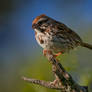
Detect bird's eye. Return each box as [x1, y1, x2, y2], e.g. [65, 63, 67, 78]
[38, 21, 44, 24]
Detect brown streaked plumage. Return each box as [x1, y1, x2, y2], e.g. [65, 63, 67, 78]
[32, 14, 92, 57]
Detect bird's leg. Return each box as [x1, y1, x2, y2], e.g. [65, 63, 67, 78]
[43, 49, 53, 56]
[43, 49, 61, 63]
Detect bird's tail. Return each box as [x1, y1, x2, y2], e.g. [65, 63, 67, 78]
[81, 42, 92, 50]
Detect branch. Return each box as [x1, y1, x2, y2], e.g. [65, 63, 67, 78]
[22, 76, 65, 90]
[22, 52, 88, 92]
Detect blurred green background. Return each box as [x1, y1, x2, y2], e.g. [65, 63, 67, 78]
[0, 0, 92, 92]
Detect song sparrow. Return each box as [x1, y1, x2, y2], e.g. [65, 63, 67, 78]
[32, 14, 92, 57]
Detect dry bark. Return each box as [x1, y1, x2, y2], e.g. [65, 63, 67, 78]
[22, 52, 88, 92]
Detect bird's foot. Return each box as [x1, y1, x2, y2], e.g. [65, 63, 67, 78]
[53, 52, 62, 58]
[43, 50, 62, 58]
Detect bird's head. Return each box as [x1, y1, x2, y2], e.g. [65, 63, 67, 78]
[32, 14, 49, 33]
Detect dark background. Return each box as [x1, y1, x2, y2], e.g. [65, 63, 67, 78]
[0, 0, 92, 92]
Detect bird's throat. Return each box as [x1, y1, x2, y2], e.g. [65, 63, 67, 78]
[34, 29, 43, 33]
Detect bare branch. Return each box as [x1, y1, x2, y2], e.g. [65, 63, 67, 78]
[22, 52, 88, 92]
[22, 76, 65, 90]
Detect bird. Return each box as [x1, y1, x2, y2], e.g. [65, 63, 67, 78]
[32, 14, 92, 57]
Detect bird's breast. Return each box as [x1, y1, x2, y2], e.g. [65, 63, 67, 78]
[35, 31, 46, 48]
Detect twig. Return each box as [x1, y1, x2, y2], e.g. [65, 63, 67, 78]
[22, 76, 65, 90]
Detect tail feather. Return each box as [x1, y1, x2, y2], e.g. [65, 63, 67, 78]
[81, 42, 92, 50]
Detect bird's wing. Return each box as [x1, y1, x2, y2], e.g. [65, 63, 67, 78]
[54, 22, 82, 44]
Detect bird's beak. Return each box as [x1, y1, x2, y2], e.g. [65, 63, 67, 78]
[32, 23, 37, 29]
